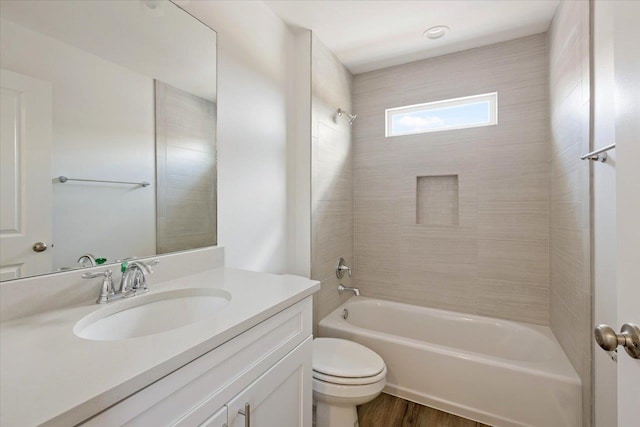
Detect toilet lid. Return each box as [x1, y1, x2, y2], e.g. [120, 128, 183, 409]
[313, 338, 385, 378]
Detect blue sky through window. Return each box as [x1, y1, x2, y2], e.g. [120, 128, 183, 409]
[391, 101, 491, 135]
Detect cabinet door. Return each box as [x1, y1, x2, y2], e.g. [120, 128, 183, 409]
[226, 337, 312, 427]
[199, 406, 227, 427]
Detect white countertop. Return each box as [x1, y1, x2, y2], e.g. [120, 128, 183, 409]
[0, 268, 319, 427]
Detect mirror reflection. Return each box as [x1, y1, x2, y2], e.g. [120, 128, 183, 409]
[0, 0, 217, 281]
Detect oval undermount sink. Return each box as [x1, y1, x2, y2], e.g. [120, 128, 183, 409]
[74, 288, 231, 341]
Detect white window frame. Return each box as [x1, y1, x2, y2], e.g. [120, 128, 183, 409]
[385, 92, 498, 137]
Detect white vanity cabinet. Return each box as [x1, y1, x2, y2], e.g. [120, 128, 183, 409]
[80, 297, 313, 427]
[199, 407, 227, 427]
[226, 336, 311, 427]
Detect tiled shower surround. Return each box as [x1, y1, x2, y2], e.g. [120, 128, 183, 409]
[352, 34, 551, 325]
[416, 175, 460, 226]
[548, 1, 592, 424]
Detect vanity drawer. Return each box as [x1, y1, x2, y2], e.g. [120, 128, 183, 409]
[81, 296, 312, 426]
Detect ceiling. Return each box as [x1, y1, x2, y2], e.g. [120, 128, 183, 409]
[265, 0, 560, 74]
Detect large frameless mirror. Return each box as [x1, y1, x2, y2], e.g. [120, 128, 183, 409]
[0, 0, 217, 281]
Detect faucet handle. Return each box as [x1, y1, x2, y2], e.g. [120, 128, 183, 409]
[82, 269, 114, 304]
[81, 269, 111, 279]
[141, 258, 160, 271]
[336, 257, 352, 279]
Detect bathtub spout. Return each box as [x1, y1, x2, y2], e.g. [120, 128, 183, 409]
[338, 284, 360, 296]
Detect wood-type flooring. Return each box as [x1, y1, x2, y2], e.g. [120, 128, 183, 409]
[358, 393, 492, 427]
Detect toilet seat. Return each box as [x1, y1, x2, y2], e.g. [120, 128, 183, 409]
[313, 338, 385, 378]
[313, 364, 387, 385]
[313, 375, 386, 400]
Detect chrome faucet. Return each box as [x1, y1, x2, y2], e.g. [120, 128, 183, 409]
[82, 259, 159, 304]
[77, 253, 97, 267]
[118, 260, 158, 294]
[338, 284, 360, 297]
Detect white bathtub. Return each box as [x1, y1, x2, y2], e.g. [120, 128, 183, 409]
[318, 297, 581, 427]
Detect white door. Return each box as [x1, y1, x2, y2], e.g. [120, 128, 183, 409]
[592, 1, 618, 425]
[612, 2, 640, 426]
[0, 69, 52, 280]
[226, 338, 312, 427]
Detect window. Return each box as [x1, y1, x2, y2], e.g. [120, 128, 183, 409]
[385, 92, 498, 137]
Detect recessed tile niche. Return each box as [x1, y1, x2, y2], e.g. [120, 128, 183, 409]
[416, 175, 459, 226]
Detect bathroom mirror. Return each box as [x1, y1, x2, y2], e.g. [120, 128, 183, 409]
[0, 0, 217, 281]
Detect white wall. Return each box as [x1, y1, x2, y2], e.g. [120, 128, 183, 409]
[176, 1, 296, 274]
[287, 29, 312, 278]
[0, 18, 155, 270]
[310, 34, 354, 333]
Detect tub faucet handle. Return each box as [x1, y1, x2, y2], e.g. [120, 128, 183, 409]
[336, 257, 352, 279]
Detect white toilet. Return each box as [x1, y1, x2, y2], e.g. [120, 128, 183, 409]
[312, 338, 386, 427]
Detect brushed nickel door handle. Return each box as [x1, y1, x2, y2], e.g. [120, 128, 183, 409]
[32, 242, 47, 252]
[238, 402, 250, 427]
[594, 323, 640, 359]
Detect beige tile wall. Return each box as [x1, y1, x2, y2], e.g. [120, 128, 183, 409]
[352, 34, 551, 325]
[548, 1, 592, 425]
[311, 35, 354, 335]
[417, 175, 459, 226]
[155, 81, 217, 254]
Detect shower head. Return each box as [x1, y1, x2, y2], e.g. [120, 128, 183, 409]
[337, 108, 357, 125]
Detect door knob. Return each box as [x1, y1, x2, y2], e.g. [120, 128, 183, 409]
[32, 242, 47, 252]
[594, 323, 640, 359]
